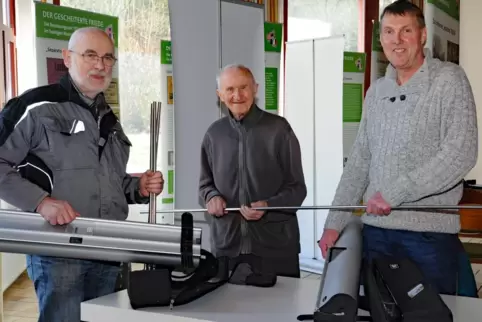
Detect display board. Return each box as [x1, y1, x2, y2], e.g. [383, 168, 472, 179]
[370, 21, 389, 82]
[33, 2, 120, 117]
[285, 36, 345, 273]
[343, 52, 366, 166]
[168, 0, 265, 222]
[220, 0, 266, 110]
[424, 0, 460, 64]
[158, 40, 175, 225]
[285, 40, 315, 263]
[264, 22, 283, 113]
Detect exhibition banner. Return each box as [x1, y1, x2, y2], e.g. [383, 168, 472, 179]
[159, 40, 175, 224]
[343, 52, 366, 167]
[424, 0, 459, 64]
[34, 2, 120, 117]
[370, 21, 389, 82]
[264, 22, 282, 113]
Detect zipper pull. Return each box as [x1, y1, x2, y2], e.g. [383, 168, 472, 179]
[169, 299, 174, 310]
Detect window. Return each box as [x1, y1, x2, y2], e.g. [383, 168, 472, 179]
[2, 0, 8, 26]
[60, 0, 171, 221]
[379, 0, 397, 16]
[1, 0, 16, 107]
[287, 0, 361, 52]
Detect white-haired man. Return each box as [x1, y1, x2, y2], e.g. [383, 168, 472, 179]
[199, 64, 307, 278]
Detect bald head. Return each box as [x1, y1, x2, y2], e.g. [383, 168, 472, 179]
[68, 27, 114, 52]
[62, 27, 116, 99]
[216, 64, 258, 120]
[216, 64, 256, 89]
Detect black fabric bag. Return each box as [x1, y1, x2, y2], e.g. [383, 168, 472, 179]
[361, 256, 453, 322]
[126, 211, 276, 309]
[126, 252, 278, 309]
[127, 249, 230, 309]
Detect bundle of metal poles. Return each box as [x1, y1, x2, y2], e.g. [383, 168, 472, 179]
[146, 102, 161, 271]
[149, 102, 162, 224]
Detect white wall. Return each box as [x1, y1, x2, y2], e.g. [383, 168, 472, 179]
[15, 0, 37, 93]
[285, 36, 345, 274]
[460, 0, 482, 182]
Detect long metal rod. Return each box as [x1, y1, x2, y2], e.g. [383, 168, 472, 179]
[140, 204, 482, 214]
[149, 102, 161, 224]
[147, 102, 161, 271]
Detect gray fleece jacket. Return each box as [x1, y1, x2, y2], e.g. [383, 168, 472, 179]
[199, 105, 307, 258]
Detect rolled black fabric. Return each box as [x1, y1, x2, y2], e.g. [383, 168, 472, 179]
[228, 254, 277, 287]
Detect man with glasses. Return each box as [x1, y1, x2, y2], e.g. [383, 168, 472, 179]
[0, 27, 164, 322]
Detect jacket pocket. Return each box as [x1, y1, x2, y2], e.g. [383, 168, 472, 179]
[41, 117, 96, 170]
[108, 129, 132, 177]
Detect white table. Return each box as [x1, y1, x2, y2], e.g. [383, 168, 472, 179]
[81, 276, 482, 322]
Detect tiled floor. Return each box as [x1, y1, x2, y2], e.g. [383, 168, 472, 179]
[2, 264, 482, 321]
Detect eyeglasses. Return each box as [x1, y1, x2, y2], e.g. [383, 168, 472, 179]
[70, 50, 117, 67]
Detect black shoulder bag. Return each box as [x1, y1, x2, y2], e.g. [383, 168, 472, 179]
[361, 256, 453, 322]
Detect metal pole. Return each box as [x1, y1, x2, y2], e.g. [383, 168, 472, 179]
[146, 102, 161, 271]
[148, 102, 162, 224]
[140, 204, 482, 214]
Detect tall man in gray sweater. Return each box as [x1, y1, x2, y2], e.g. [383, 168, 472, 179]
[199, 64, 307, 278]
[319, 1, 478, 296]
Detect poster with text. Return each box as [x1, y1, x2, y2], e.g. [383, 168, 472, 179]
[264, 22, 282, 114]
[34, 2, 120, 117]
[343, 52, 366, 167]
[424, 0, 460, 64]
[370, 21, 389, 83]
[159, 40, 175, 224]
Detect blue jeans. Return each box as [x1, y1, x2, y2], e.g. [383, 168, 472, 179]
[362, 224, 478, 297]
[27, 255, 121, 322]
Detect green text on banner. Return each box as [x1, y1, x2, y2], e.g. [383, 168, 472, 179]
[424, 0, 460, 64]
[159, 40, 175, 220]
[264, 22, 282, 113]
[343, 51, 366, 167]
[34, 2, 120, 118]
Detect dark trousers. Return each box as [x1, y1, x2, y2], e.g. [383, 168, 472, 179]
[362, 224, 478, 297]
[270, 254, 300, 278]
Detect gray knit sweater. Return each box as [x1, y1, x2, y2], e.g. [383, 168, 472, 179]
[324, 53, 478, 234]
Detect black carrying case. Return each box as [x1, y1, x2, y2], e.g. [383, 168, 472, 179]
[125, 212, 277, 309]
[361, 256, 453, 322]
[127, 249, 230, 309]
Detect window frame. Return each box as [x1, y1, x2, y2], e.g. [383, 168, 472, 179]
[281, 0, 423, 99]
[0, 0, 17, 107]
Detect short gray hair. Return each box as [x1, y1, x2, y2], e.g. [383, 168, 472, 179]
[216, 63, 257, 89]
[68, 26, 114, 51]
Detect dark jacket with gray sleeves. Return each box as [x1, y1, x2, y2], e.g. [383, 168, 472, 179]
[199, 105, 307, 258]
[0, 74, 147, 219]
